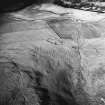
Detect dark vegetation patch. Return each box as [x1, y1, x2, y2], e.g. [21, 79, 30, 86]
[0, 57, 79, 105]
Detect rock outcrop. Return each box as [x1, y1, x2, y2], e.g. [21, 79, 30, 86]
[0, 4, 105, 105]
